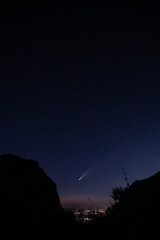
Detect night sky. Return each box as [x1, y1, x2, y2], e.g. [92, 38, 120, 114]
[1, 1, 160, 209]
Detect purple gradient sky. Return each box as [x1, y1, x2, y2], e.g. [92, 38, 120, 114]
[1, 1, 160, 209]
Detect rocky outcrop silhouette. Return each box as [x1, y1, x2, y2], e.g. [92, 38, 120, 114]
[0, 154, 73, 236]
[109, 172, 160, 239]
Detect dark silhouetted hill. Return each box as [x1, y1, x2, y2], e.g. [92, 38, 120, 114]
[108, 172, 160, 239]
[0, 154, 74, 237]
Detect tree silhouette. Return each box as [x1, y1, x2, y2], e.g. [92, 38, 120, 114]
[111, 186, 127, 201]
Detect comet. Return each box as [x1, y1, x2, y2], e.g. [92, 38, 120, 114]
[78, 159, 105, 181]
[78, 160, 102, 181]
[78, 169, 91, 181]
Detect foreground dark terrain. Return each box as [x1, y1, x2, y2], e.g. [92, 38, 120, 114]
[0, 154, 75, 237]
[0, 154, 160, 239]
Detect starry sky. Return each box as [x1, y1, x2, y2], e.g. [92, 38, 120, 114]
[1, 1, 160, 209]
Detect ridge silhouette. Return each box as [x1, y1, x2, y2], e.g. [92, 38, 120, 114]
[0, 154, 74, 237]
[101, 172, 160, 239]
